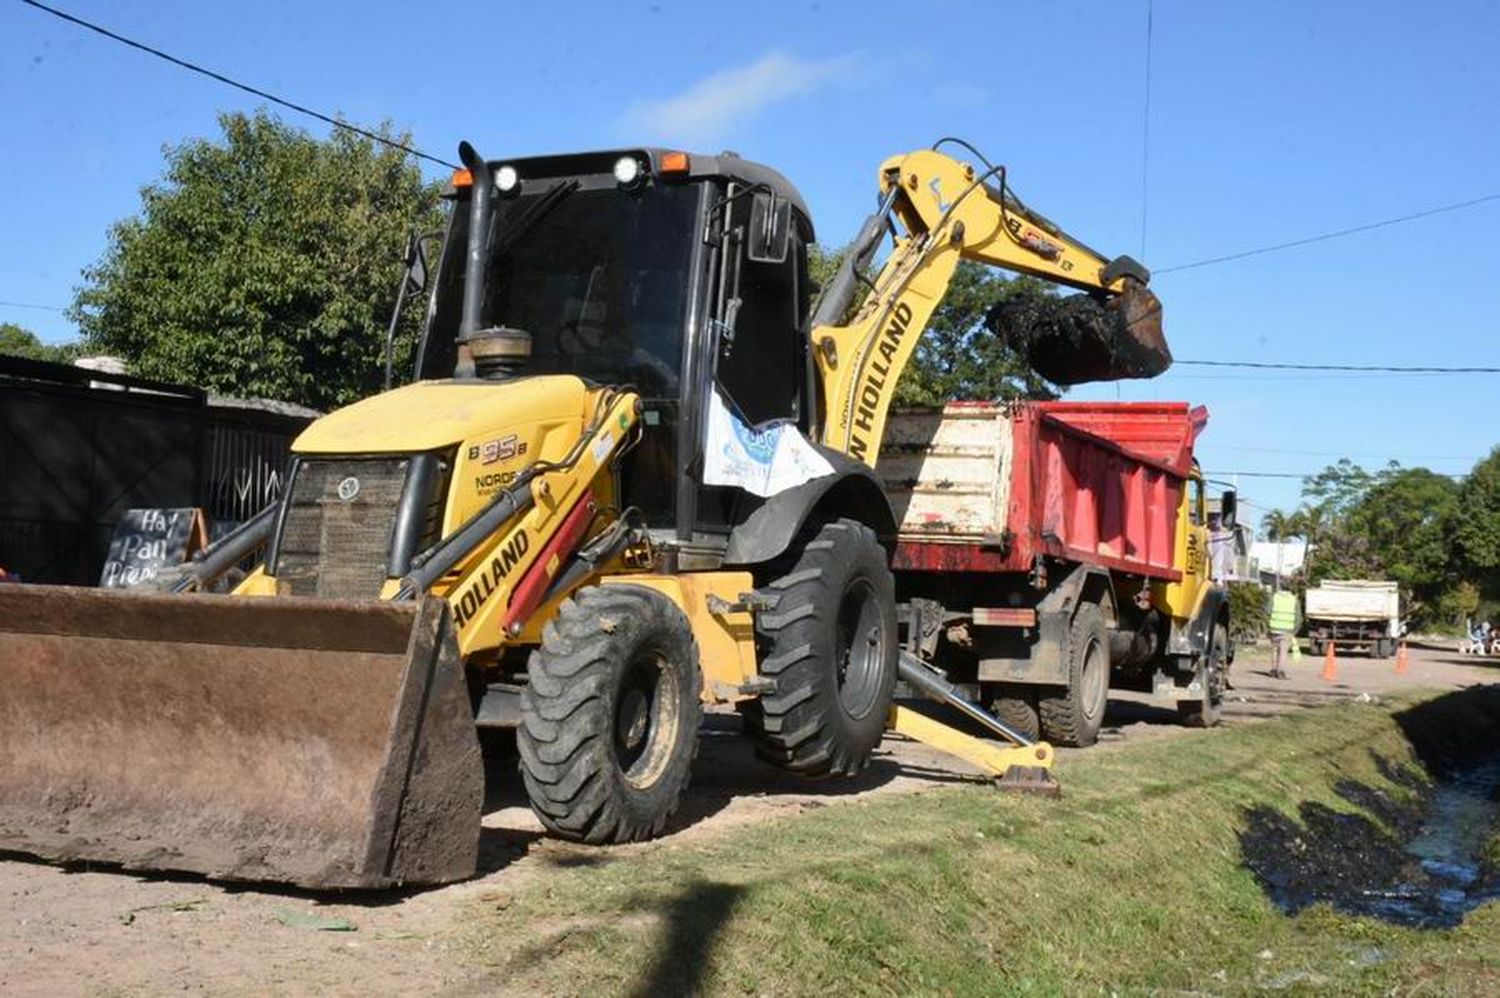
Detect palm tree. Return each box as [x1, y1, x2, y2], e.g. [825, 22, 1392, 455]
[1261, 509, 1302, 591]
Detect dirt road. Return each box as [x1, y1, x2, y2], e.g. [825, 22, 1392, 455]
[3, 641, 1495, 996]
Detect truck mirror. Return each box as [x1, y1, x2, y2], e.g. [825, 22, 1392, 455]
[746, 190, 791, 264]
[404, 231, 434, 293]
[1219, 490, 1237, 529]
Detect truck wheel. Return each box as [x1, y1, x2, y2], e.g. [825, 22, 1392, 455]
[1038, 603, 1110, 748]
[743, 519, 898, 776]
[1179, 623, 1228, 728]
[517, 585, 702, 843]
[988, 685, 1041, 742]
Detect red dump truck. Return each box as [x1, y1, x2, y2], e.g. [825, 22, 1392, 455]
[877, 401, 1232, 747]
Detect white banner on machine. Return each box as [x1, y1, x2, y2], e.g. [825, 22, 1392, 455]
[703, 388, 833, 497]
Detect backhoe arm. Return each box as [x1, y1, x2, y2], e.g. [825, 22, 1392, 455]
[811, 148, 1168, 466]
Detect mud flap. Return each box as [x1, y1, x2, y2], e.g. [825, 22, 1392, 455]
[0, 586, 483, 889]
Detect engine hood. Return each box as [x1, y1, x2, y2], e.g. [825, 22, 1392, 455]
[293, 376, 591, 454]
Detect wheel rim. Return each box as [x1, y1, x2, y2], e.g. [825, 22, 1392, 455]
[614, 648, 681, 789]
[1080, 636, 1107, 721]
[835, 578, 885, 719]
[1206, 634, 1227, 706]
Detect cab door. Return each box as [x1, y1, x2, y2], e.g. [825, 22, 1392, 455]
[693, 185, 813, 536]
[1159, 472, 1209, 622]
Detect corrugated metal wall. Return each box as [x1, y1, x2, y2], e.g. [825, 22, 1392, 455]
[0, 356, 310, 584]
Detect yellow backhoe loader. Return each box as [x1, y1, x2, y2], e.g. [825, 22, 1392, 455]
[0, 140, 1167, 888]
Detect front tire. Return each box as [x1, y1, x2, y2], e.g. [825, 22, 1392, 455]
[742, 519, 898, 776]
[1179, 622, 1228, 728]
[517, 585, 702, 843]
[1038, 603, 1110, 747]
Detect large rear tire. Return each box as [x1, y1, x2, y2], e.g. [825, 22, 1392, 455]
[1038, 603, 1110, 747]
[742, 519, 898, 776]
[1179, 622, 1228, 728]
[517, 585, 702, 843]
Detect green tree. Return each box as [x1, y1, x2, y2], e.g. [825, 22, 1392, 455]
[1346, 468, 1459, 597]
[70, 110, 443, 409]
[1288, 458, 1466, 627]
[807, 247, 1060, 406]
[1261, 508, 1299, 542]
[0, 322, 79, 363]
[1452, 446, 1500, 594]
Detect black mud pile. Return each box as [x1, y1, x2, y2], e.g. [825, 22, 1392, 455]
[988, 289, 1170, 385]
[1241, 686, 1500, 928]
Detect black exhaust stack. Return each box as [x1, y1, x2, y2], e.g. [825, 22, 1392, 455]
[453, 142, 534, 382]
[457, 142, 493, 343]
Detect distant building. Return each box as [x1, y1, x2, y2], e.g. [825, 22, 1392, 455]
[1250, 538, 1307, 586]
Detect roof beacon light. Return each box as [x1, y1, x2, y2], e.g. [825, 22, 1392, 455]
[495, 164, 520, 193]
[613, 155, 642, 186]
[659, 151, 690, 175]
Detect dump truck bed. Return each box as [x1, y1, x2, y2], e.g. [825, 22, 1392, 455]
[877, 401, 1203, 578]
[1305, 581, 1400, 624]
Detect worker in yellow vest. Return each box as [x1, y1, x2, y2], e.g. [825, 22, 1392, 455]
[1268, 589, 1298, 680]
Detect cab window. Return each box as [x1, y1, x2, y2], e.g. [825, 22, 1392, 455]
[712, 189, 808, 428]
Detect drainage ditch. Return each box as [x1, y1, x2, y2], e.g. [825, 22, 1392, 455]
[1241, 686, 1500, 929]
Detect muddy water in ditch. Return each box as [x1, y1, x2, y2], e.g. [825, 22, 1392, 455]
[1241, 688, 1500, 929]
[1361, 758, 1500, 926]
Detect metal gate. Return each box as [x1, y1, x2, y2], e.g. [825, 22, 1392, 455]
[0, 356, 311, 584]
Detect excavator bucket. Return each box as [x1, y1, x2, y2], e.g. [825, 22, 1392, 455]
[0, 585, 483, 889]
[990, 283, 1171, 385]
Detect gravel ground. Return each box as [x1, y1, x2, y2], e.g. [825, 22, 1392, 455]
[2, 639, 1494, 996]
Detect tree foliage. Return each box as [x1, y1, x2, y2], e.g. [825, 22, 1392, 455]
[70, 111, 444, 410]
[1452, 447, 1500, 579]
[0, 322, 79, 363]
[807, 247, 1060, 407]
[1227, 580, 1271, 644]
[1263, 458, 1473, 628]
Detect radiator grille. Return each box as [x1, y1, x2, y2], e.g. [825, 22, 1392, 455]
[276, 459, 409, 598]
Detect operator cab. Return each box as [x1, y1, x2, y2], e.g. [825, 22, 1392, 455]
[413, 147, 818, 562]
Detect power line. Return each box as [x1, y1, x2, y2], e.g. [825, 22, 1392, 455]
[1177, 359, 1500, 374]
[0, 300, 66, 312]
[1158, 191, 1500, 274]
[1138, 0, 1153, 259]
[19, 0, 457, 170]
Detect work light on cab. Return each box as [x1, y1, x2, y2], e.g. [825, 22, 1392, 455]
[612, 155, 642, 186]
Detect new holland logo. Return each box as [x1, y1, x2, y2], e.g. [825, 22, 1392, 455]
[336, 476, 361, 501]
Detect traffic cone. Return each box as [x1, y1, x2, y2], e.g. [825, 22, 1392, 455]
[1321, 642, 1338, 682]
[1395, 642, 1410, 675]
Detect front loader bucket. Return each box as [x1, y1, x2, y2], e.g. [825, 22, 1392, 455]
[0, 586, 483, 890]
[990, 283, 1171, 385]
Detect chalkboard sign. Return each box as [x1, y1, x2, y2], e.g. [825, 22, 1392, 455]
[99, 508, 208, 589]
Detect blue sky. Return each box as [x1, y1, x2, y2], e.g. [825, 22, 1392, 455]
[4, 0, 1498, 520]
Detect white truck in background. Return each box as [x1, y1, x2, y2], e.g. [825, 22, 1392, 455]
[1304, 580, 1402, 658]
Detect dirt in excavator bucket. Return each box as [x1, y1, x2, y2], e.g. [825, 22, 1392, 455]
[0, 586, 483, 889]
[989, 283, 1171, 385]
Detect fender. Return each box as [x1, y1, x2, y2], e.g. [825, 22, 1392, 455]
[722, 450, 896, 567]
[1169, 582, 1231, 660]
[986, 563, 1117, 686]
